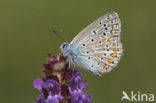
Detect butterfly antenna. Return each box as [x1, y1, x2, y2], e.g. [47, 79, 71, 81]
[52, 29, 68, 43]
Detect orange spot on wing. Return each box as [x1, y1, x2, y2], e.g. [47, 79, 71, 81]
[111, 53, 116, 58]
[113, 43, 117, 47]
[103, 64, 107, 71]
[108, 59, 113, 64]
[102, 35, 106, 39]
[114, 48, 118, 53]
[108, 38, 112, 42]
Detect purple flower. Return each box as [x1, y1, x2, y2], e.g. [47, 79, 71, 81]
[34, 78, 44, 91]
[36, 94, 46, 103]
[69, 70, 92, 103]
[33, 54, 92, 103]
[34, 79, 63, 103]
[46, 95, 60, 103]
[42, 80, 62, 96]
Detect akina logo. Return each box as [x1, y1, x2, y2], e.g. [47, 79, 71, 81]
[121, 91, 155, 102]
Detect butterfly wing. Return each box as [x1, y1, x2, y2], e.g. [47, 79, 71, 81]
[70, 12, 123, 76]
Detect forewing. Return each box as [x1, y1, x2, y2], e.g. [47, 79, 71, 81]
[71, 12, 121, 44]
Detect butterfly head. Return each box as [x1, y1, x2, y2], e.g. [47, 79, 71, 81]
[60, 42, 69, 56]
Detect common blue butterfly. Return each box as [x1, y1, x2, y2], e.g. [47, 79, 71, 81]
[60, 12, 123, 76]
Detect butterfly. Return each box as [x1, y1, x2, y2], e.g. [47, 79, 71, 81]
[60, 12, 123, 76]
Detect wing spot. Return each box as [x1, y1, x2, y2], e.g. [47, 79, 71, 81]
[107, 49, 109, 51]
[113, 43, 117, 47]
[103, 32, 106, 35]
[91, 65, 94, 67]
[114, 48, 117, 53]
[106, 45, 108, 47]
[101, 57, 104, 60]
[99, 22, 102, 24]
[104, 53, 106, 56]
[112, 25, 116, 29]
[111, 30, 115, 34]
[93, 30, 96, 34]
[99, 41, 102, 44]
[104, 24, 106, 26]
[102, 33, 106, 39]
[103, 64, 107, 71]
[86, 51, 89, 54]
[105, 28, 108, 30]
[82, 44, 86, 46]
[106, 66, 109, 70]
[91, 39, 94, 42]
[108, 59, 113, 64]
[111, 53, 116, 58]
[108, 38, 112, 42]
[98, 62, 100, 65]
[102, 35, 106, 39]
[88, 57, 90, 59]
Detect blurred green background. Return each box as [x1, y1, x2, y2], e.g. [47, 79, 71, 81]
[0, 0, 156, 103]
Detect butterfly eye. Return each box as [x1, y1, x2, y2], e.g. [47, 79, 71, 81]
[62, 43, 68, 49]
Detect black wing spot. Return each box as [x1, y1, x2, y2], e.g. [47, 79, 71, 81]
[106, 67, 109, 70]
[93, 30, 96, 34]
[103, 33, 106, 36]
[99, 41, 102, 44]
[86, 51, 89, 54]
[91, 39, 94, 42]
[82, 44, 85, 46]
[104, 24, 106, 26]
